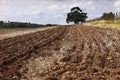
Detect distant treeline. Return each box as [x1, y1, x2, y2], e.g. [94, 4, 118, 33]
[0, 21, 58, 28]
[87, 12, 120, 22]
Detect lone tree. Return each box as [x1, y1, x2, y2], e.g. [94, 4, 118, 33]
[66, 7, 88, 24]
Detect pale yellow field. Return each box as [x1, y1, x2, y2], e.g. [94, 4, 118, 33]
[84, 20, 120, 30]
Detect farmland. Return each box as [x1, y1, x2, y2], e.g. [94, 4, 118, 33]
[84, 20, 120, 30]
[0, 25, 120, 80]
[0, 27, 55, 40]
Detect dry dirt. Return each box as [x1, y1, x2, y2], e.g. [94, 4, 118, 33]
[0, 27, 55, 40]
[0, 25, 120, 80]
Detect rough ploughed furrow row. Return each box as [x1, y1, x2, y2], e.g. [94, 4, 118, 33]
[0, 26, 67, 79]
[0, 28, 57, 53]
[94, 27, 120, 53]
[41, 26, 120, 80]
[78, 26, 120, 80]
[83, 27, 108, 53]
[78, 27, 97, 52]
[0, 27, 62, 61]
[0, 31, 54, 60]
[0, 28, 57, 55]
[98, 28, 118, 51]
[0, 25, 120, 80]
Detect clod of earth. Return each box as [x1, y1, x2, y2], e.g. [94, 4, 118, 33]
[0, 25, 120, 80]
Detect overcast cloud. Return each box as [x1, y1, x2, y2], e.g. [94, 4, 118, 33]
[0, 0, 119, 24]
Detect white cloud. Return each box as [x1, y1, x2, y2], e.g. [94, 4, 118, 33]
[114, 0, 120, 10]
[91, 6, 95, 10]
[69, 3, 82, 8]
[114, 0, 120, 7]
[48, 5, 59, 10]
[0, 0, 97, 24]
[0, 0, 117, 24]
[87, 1, 93, 5]
[68, 1, 95, 10]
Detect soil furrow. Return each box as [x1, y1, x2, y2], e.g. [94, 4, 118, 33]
[0, 25, 120, 80]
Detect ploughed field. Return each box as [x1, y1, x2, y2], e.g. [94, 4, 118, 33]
[0, 27, 54, 40]
[0, 25, 120, 80]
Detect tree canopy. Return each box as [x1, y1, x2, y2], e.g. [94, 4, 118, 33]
[66, 7, 88, 24]
[100, 12, 115, 20]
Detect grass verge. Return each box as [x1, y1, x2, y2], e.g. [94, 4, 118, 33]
[84, 20, 120, 30]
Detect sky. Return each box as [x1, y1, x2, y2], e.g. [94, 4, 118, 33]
[0, 0, 120, 24]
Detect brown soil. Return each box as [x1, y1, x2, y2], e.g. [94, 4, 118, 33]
[0, 27, 55, 40]
[0, 25, 120, 80]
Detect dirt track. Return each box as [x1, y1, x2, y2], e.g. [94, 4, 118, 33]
[0, 25, 120, 80]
